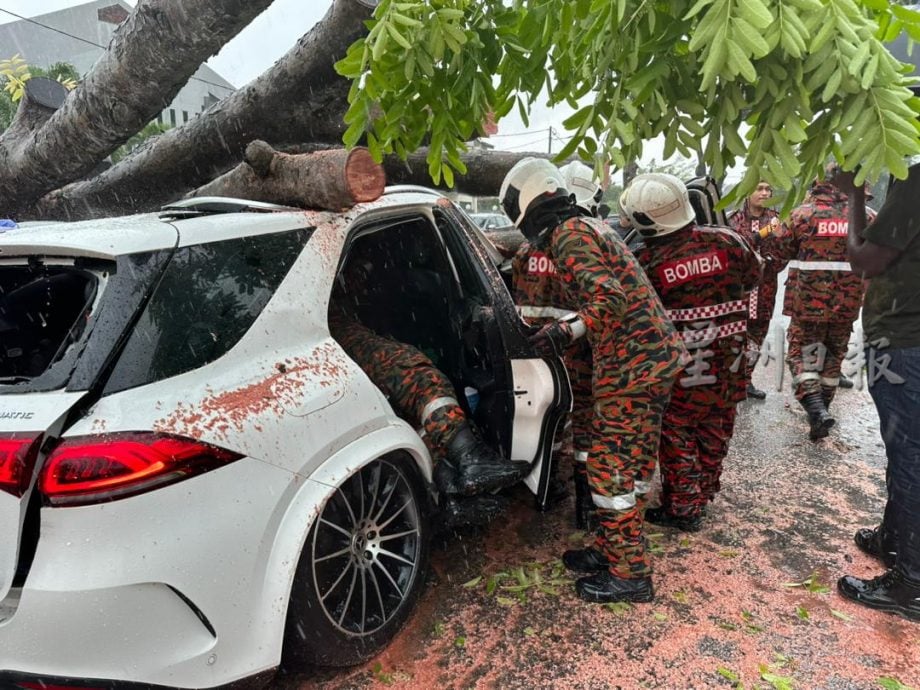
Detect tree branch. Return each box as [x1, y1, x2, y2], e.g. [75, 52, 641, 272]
[34, 0, 375, 220]
[0, 0, 280, 217]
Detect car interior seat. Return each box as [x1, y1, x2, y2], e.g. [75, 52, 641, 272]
[686, 176, 729, 227]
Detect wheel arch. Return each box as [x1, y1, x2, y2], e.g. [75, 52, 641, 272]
[254, 422, 434, 668]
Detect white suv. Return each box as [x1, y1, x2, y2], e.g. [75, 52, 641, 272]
[0, 189, 570, 689]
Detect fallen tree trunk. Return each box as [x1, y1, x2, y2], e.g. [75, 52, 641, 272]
[0, 0, 279, 217]
[188, 141, 385, 209]
[382, 148, 572, 197]
[34, 0, 376, 221]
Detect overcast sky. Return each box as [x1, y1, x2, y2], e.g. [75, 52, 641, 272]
[0, 0, 673, 168]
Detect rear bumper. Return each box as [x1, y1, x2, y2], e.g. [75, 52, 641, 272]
[0, 669, 275, 690]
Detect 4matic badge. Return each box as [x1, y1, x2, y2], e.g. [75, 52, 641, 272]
[0, 410, 35, 420]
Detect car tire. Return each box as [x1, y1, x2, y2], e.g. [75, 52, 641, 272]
[282, 453, 431, 669]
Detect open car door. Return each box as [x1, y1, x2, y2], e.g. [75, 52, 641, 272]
[435, 204, 572, 510]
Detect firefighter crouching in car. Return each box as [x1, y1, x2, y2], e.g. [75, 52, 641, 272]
[728, 178, 788, 400]
[773, 164, 869, 441]
[327, 289, 529, 502]
[510, 160, 600, 530]
[625, 173, 761, 532]
[500, 158, 686, 604]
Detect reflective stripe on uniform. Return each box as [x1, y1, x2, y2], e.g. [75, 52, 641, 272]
[421, 396, 460, 423]
[788, 260, 852, 271]
[568, 317, 587, 340]
[592, 491, 636, 511]
[518, 305, 576, 320]
[634, 480, 651, 495]
[575, 451, 589, 464]
[792, 371, 821, 385]
[821, 376, 839, 386]
[666, 299, 747, 322]
[680, 319, 747, 345]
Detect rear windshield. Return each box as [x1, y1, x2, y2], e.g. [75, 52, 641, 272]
[102, 228, 311, 395]
[0, 263, 100, 384]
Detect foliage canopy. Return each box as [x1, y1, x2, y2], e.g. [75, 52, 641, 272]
[337, 0, 920, 211]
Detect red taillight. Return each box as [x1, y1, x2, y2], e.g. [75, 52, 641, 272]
[39, 432, 243, 507]
[0, 434, 41, 497]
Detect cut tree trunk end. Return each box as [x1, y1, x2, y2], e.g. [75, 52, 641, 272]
[188, 141, 385, 210]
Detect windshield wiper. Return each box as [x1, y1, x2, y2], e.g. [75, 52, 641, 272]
[0, 376, 31, 385]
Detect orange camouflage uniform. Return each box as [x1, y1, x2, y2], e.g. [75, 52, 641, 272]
[511, 241, 593, 481]
[728, 204, 788, 349]
[775, 183, 868, 402]
[329, 312, 465, 463]
[545, 216, 686, 579]
[636, 224, 761, 517]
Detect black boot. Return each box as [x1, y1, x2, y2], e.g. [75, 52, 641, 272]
[644, 506, 702, 533]
[562, 547, 609, 573]
[746, 382, 767, 400]
[575, 571, 654, 603]
[855, 526, 897, 568]
[800, 391, 835, 441]
[444, 425, 531, 496]
[573, 469, 595, 530]
[838, 374, 854, 389]
[837, 569, 920, 621]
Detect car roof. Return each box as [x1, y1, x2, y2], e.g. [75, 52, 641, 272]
[0, 213, 178, 260]
[0, 191, 449, 260]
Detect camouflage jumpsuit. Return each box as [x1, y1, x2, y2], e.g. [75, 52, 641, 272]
[511, 241, 593, 488]
[545, 216, 686, 579]
[328, 311, 465, 463]
[775, 184, 867, 404]
[636, 225, 761, 517]
[728, 204, 788, 361]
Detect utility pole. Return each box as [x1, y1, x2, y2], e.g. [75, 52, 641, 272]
[548, 126, 553, 155]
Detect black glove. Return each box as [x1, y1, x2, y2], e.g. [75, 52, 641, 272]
[529, 319, 574, 355]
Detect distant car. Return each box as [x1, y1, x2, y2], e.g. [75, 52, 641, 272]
[0, 189, 570, 689]
[470, 212, 514, 232]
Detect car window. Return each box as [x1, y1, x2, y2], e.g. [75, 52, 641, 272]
[102, 228, 311, 395]
[434, 211, 493, 306]
[0, 264, 98, 384]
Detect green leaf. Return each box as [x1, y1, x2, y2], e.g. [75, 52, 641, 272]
[462, 576, 483, 589]
[830, 609, 853, 621]
[718, 667, 741, 682]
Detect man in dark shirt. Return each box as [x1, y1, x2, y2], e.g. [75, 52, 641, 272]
[838, 165, 920, 622]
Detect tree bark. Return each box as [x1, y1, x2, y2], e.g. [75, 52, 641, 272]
[188, 141, 385, 209]
[0, 0, 280, 218]
[383, 148, 570, 197]
[3, 78, 68, 142]
[34, 0, 376, 221]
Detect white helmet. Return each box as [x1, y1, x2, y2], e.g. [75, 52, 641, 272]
[559, 161, 603, 216]
[621, 172, 695, 238]
[500, 157, 570, 228]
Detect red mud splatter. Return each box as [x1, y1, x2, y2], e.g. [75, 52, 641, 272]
[154, 342, 347, 439]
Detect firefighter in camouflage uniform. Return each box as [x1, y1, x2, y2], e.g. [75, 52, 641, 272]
[624, 174, 761, 532]
[510, 161, 602, 530]
[328, 304, 529, 500]
[728, 180, 788, 399]
[774, 165, 869, 441]
[500, 159, 686, 604]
